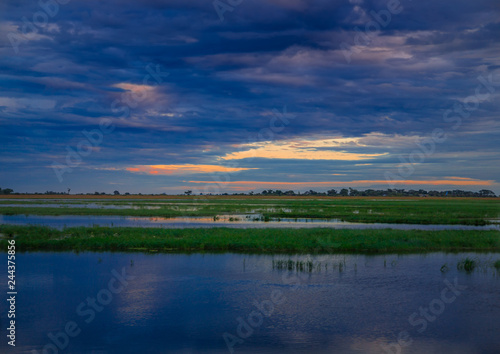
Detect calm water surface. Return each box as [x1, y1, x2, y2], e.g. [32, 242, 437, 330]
[0, 252, 499, 353]
[0, 203, 162, 209]
[1, 214, 499, 231]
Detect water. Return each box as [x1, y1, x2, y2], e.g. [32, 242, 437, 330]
[1, 214, 499, 230]
[0, 203, 161, 209]
[0, 252, 499, 353]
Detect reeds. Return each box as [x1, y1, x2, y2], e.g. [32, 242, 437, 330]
[494, 260, 500, 270]
[272, 258, 346, 272]
[457, 257, 477, 272]
[272, 259, 317, 272]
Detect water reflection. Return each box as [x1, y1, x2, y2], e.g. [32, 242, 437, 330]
[0, 252, 499, 353]
[1, 214, 499, 231]
[0, 203, 161, 209]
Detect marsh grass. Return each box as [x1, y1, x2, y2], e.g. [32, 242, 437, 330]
[272, 260, 318, 272]
[1, 197, 498, 225]
[1, 225, 499, 254]
[455, 257, 500, 273]
[272, 259, 342, 272]
[494, 260, 500, 270]
[457, 257, 477, 272]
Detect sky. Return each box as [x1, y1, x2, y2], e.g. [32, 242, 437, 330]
[0, 0, 499, 194]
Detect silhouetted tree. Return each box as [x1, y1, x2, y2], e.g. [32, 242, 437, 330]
[327, 189, 337, 196]
[479, 189, 496, 197]
[0, 188, 13, 195]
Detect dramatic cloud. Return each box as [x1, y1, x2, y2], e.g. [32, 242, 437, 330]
[221, 137, 388, 161]
[0, 0, 498, 193]
[126, 164, 257, 175]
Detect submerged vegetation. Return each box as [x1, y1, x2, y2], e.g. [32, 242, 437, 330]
[494, 260, 500, 270]
[1, 225, 499, 254]
[272, 258, 346, 272]
[455, 257, 500, 273]
[457, 257, 477, 272]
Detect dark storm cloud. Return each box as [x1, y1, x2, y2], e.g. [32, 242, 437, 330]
[0, 0, 498, 193]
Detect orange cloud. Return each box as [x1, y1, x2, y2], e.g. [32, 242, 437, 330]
[113, 83, 155, 94]
[126, 164, 257, 175]
[220, 138, 387, 161]
[187, 177, 494, 188]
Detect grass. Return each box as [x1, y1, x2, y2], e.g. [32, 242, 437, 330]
[494, 260, 500, 270]
[0, 197, 499, 225]
[271, 259, 345, 272]
[455, 257, 500, 273]
[457, 257, 477, 272]
[1, 225, 499, 254]
[273, 259, 319, 272]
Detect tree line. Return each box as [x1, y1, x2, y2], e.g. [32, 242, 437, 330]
[1, 187, 497, 197]
[249, 188, 497, 197]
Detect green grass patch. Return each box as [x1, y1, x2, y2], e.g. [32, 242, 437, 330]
[1, 225, 499, 254]
[1, 197, 498, 225]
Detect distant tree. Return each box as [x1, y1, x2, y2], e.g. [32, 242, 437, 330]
[184, 190, 192, 195]
[114, 190, 120, 195]
[327, 189, 337, 196]
[67, 188, 71, 195]
[478, 189, 496, 197]
[94, 191, 100, 195]
[339, 188, 349, 196]
[349, 188, 359, 196]
[1, 188, 13, 195]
